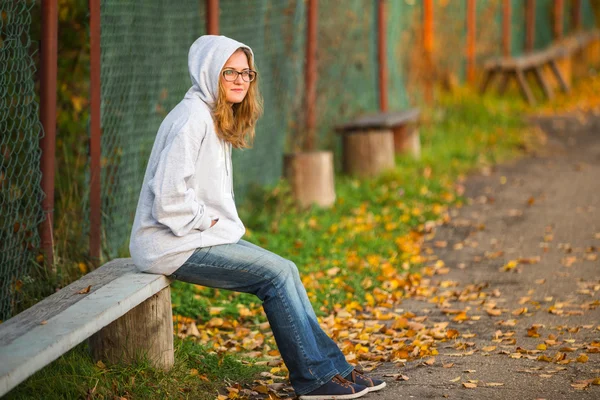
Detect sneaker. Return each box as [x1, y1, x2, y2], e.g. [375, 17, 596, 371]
[298, 374, 369, 400]
[344, 369, 387, 392]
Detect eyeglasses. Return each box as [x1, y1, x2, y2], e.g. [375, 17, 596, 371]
[222, 69, 257, 82]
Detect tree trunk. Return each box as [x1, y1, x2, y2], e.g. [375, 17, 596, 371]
[284, 151, 336, 208]
[88, 286, 174, 370]
[393, 125, 421, 159]
[341, 129, 395, 177]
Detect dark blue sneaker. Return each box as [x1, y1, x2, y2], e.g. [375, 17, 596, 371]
[344, 369, 387, 392]
[299, 374, 369, 399]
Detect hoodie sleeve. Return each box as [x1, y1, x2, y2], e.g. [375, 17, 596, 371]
[148, 130, 212, 236]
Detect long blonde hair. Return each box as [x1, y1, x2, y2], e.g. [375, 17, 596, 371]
[212, 48, 263, 148]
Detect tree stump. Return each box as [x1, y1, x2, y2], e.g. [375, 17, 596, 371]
[284, 151, 336, 208]
[88, 286, 174, 370]
[393, 125, 421, 159]
[341, 130, 395, 178]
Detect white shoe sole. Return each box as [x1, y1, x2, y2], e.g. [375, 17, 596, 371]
[298, 386, 369, 400]
[366, 381, 386, 392]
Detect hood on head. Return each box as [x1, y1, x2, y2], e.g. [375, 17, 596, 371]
[187, 35, 253, 106]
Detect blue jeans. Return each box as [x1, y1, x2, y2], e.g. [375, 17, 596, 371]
[169, 239, 353, 395]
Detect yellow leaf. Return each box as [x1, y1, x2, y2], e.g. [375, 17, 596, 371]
[501, 260, 518, 271]
[577, 354, 589, 363]
[537, 344, 547, 351]
[78, 262, 88, 274]
[207, 317, 224, 327]
[209, 307, 225, 315]
[462, 382, 477, 388]
[96, 360, 106, 369]
[189, 368, 198, 376]
[252, 385, 269, 394]
[482, 346, 496, 352]
[450, 377, 461, 382]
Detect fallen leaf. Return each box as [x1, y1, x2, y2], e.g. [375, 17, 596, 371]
[462, 382, 477, 388]
[77, 285, 91, 294]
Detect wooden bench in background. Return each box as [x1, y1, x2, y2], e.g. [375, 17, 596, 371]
[336, 109, 420, 178]
[480, 46, 570, 105]
[0, 259, 173, 397]
[480, 30, 600, 106]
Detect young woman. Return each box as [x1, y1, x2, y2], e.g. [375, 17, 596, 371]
[130, 35, 386, 400]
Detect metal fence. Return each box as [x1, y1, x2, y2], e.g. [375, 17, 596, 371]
[0, 0, 45, 321]
[0, 0, 597, 318]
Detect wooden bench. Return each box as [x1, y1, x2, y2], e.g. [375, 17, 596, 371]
[0, 258, 174, 397]
[480, 46, 570, 105]
[336, 109, 420, 178]
[480, 30, 600, 105]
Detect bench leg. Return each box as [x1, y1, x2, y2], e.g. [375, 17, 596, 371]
[88, 286, 174, 370]
[497, 71, 512, 95]
[532, 66, 554, 101]
[515, 69, 536, 106]
[549, 59, 571, 93]
[479, 69, 496, 94]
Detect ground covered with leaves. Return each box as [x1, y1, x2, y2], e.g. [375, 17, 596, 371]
[7, 77, 600, 399]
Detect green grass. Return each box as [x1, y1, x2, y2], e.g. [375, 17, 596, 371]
[5, 338, 268, 400]
[171, 87, 530, 321]
[7, 87, 536, 398]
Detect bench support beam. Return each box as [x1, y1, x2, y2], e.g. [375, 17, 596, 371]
[89, 286, 174, 370]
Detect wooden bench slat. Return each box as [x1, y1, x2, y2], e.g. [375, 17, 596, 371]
[0, 258, 169, 397]
[336, 109, 420, 132]
[0, 259, 138, 346]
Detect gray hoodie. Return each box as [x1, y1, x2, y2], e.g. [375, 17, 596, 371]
[129, 36, 251, 275]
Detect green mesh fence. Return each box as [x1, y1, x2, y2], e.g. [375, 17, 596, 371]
[95, 0, 597, 260]
[316, 0, 378, 151]
[0, 0, 44, 321]
[98, 0, 205, 258]
[220, 0, 305, 193]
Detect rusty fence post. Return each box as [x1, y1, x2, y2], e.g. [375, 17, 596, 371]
[377, 0, 388, 111]
[89, 0, 101, 265]
[304, 0, 318, 151]
[206, 0, 219, 35]
[525, 0, 536, 52]
[466, 0, 476, 85]
[40, 0, 58, 269]
[503, 0, 511, 57]
[554, 0, 564, 40]
[571, 0, 582, 32]
[423, 0, 434, 102]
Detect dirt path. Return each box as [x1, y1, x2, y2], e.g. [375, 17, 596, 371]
[377, 113, 600, 400]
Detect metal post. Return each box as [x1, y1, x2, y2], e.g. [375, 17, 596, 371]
[377, 0, 388, 111]
[466, 0, 476, 85]
[423, 0, 434, 102]
[40, 0, 58, 269]
[207, 0, 219, 35]
[503, 0, 511, 57]
[304, 0, 317, 151]
[572, 0, 582, 31]
[525, 0, 535, 52]
[89, 0, 101, 264]
[554, 0, 564, 40]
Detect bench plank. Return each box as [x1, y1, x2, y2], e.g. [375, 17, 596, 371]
[0, 258, 170, 396]
[336, 109, 420, 132]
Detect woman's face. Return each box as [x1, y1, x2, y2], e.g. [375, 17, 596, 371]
[221, 50, 250, 104]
